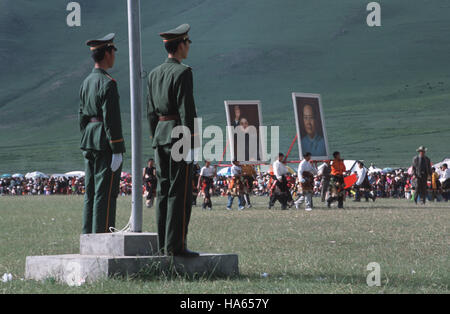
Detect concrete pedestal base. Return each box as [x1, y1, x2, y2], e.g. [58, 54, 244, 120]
[25, 253, 239, 285]
[25, 232, 239, 285]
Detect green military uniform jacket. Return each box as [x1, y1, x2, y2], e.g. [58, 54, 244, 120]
[79, 68, 126, 154]
[146, 58, 197, 148]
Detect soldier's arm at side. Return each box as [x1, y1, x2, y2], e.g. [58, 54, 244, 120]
[102, 81, 126, 154]
[411, 157, 417, 174]
[146, 75, 158, 140]
[78, 105, 86, 132]
[78, 86, 89, 132]
[176, 68, 197, 145]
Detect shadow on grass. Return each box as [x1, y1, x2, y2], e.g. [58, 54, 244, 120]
[241, 272, 449, 290]
[314, 204, 429, 211]
[116, 262, 448, 292]
[118, 259, 238, 283]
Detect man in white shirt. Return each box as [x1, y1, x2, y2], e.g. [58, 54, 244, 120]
[273, 153, 288, 180]
[269, 153, 290, 209]
[197, 160, 216, 210]
[439, 163, 450, 201]
[439, 164, 450, 185]
[295, 152, 317, 211]
[227, 160, 245, 210]
[354, 161, 376, 202]
[355, 166, 367, 186]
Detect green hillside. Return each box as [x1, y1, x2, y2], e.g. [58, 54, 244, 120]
[1, 0, 449, 173]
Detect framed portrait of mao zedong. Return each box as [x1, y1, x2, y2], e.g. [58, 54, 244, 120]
[292, 93, 330, 160]
[224, 100, 265, 164]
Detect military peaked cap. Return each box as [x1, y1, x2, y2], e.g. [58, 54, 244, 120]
[159, 24, 191, 43]
[86, 33, 116, 51]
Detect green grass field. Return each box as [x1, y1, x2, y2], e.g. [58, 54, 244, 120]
[0, 195, 448, 294]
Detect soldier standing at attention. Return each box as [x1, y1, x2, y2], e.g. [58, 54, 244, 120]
[79, 33, 125, 234]
[147, 24, 199, 257]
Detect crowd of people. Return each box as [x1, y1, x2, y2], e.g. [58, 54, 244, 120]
[195, 166, 449, 207]
[0, 175, 133, 196]
[187, 146, 450, 211]
[2, 147, 449, 211]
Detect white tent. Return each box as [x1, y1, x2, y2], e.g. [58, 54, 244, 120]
[217, 167, 231, 177]
[51, 174, 68, 179]
[433, 158, 450, 170]
[258, 165, 271, 174]
[344, 160, 359, 173]
[432, 158, 450, 176]
[25, 171, 49, 179]
[368, 166, 383, 174]
[317, 163, 326, 175]
[257, 164, 296, 175]
[65, 171, 85, 178]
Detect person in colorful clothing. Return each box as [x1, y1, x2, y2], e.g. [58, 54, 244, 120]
[327, 151, 346, 209]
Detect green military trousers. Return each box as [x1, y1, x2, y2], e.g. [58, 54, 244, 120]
[155, 144, 193, 255]
[82, 149, 122, 234]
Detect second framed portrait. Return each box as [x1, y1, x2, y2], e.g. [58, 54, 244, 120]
[224, 100, 265, 163]
[292, 93, 330, 160]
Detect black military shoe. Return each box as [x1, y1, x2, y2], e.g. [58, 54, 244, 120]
[174, 248, 200, 257]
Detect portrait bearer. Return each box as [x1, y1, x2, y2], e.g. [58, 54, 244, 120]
[327, 151, 346, 209]
[147, 24, 199, 257]
[79, 33, 125, 234]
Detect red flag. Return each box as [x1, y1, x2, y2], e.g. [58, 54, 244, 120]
[344, 174, 358, 189]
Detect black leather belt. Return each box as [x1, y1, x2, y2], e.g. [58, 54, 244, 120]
[158, 114, 180, 121]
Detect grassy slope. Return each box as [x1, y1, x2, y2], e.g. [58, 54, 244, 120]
[1, 0, 450, 173]
[0, 196, 448, 293]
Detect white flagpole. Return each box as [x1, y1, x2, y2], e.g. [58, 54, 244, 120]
[127, 0, 143, 232]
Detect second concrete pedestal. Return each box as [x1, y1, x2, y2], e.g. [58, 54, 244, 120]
[80, 232, 158, 256]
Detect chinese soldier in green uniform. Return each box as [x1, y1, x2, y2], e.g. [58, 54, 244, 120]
[146, 24, 199, 257]
[79, 33, 125, 234]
